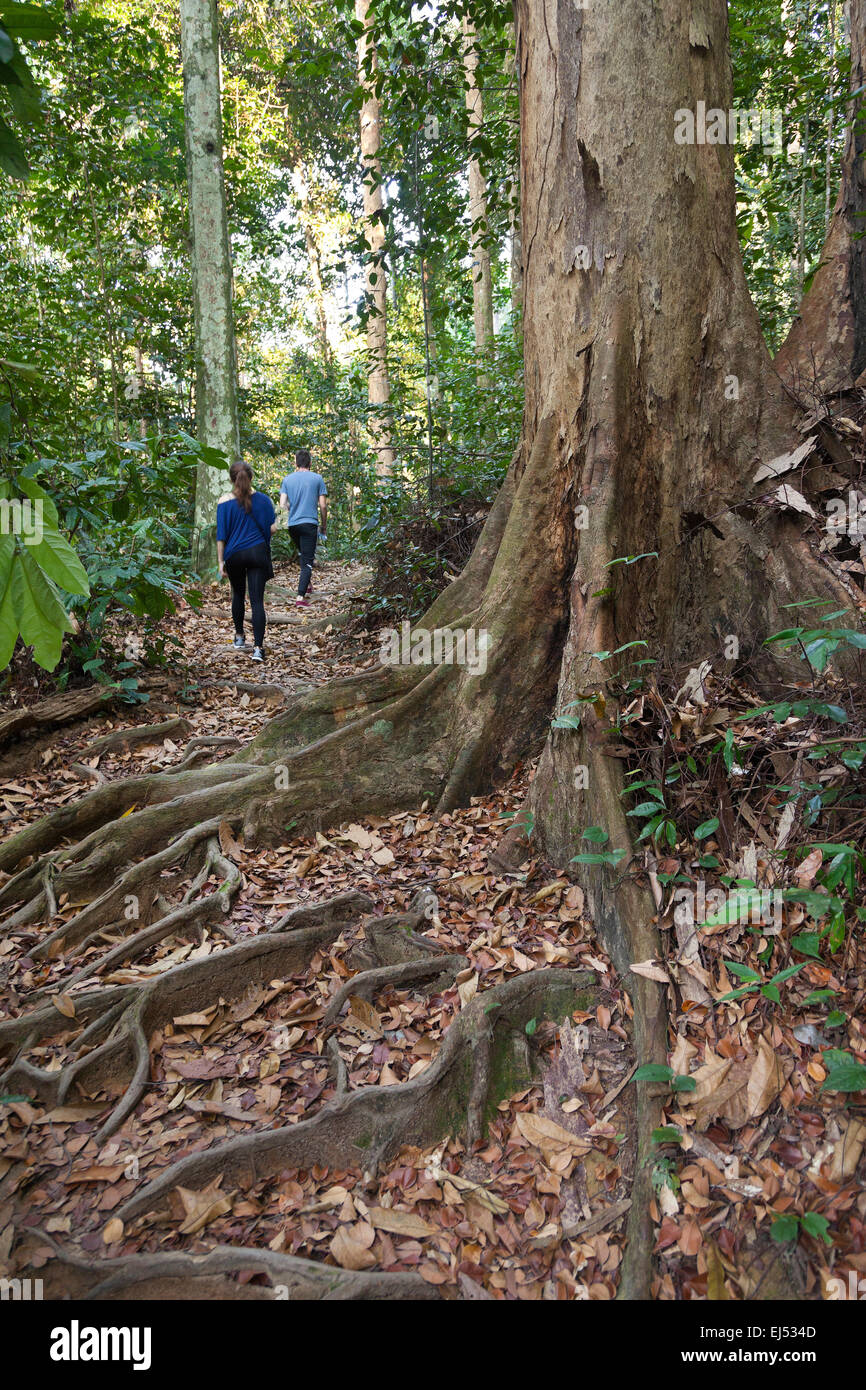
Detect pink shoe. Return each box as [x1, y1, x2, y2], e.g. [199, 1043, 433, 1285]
[296, 597, 310, 608]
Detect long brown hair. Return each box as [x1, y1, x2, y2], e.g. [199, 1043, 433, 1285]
[230, 461, 253, 513]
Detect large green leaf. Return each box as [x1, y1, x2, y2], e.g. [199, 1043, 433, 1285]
[26, 523, 89, 596]
[0, 5, 61, 40]
[11, 545, 72, 670]
[0, 533, 16, 668]
[0, 111, 27, 177]
[17, 474, 58, 526]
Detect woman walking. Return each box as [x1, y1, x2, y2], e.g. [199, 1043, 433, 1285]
[216, 462, 279, 663]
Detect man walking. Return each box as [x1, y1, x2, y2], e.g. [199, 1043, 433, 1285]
[279, 448, 328, 608]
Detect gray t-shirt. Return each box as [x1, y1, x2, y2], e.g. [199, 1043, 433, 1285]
[280, 469, 327, 527]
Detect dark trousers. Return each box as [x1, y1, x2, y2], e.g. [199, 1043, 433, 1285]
[225, 543, 269, 647]
[289, 523, 318, 596]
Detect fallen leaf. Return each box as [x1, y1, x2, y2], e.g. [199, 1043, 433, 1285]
[515, 1111, 592, 1161]
[175, 1178, 233, 1235]
[102, 1218, 124, 1246]
[330, 1225, 377, 1270]
[630, 959, 670, 983]
[368, 1207, 435, 1238]
[218, 820, 243, 861]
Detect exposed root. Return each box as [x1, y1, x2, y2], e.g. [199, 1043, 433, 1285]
[82, 717, 193, 758]
[0, 897, 374, 1142]
[115, 968, 597, 1228]
[326, 1035, 349, 1099]
[166, 736, 241, 774]
[322, 953, 467, 1026]
[270, 890, 374, 934]
[26, 816, 232, 959]
[32, 1232, 439, 1301]
[0, 762, 265, 904]
[37, 836, 242, 994]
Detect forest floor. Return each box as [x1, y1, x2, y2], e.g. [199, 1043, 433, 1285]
[0, 557, 864, 1301]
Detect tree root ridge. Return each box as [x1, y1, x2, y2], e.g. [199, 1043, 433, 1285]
[33, 1232, 439, 1301]
[28, 817, 239, 964]
[0, 899, 379, 1141]
[115, 968, 598, 1227]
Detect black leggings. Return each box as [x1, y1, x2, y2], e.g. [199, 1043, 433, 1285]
[289, 523, 318, 596]
[225, 543, 269, 647]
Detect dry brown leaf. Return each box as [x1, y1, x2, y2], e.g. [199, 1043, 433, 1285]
[347, 995, 382, 1035]
[217, 820, 243, 861]
[457, 972, 479, 1008]
[529, 881, 568, 904]
[829, 1117, 866, 1182]
[343, 823, 374, 849]
[52, 993, 76, 1019]
[515, 1111, 592, 1161]
[368, 1207, 435, 1238]
[629, 959, 670, 983]
[175, 1177, 233, 1236]
[794, 848, 823, 886]
[102, 1217, 124, 1246]
[330, 1225, 378, 1271]
[706, 1239, 730, 1300]
[678, 1219, 703, 1257]
[680, 1036, 791, 1131]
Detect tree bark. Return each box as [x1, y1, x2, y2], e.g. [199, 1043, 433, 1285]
[776, 0, 866, 396]
[292, 165, 333, 368]
[180, 0, 241, 574]
[355, 0, 396, 477]
[463, 16, 495, 383]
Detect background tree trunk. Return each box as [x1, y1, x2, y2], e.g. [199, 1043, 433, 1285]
[293, 166, 334, 369]
[180, 0, 241, 575]
[463, 16, 495, 385]
[776, 0, 866, 396]
[355, 0, 395, 477]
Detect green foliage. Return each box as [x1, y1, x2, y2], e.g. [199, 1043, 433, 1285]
[634, 1064, 697, 1094]
[771, 1210, 833, 1246]
[570, 826, 627, 869]
[1, 429, 202, 676]
[718, 959, 806, 1004]
[0, 472, 88, 670]
[820, 1049, 866, 1092]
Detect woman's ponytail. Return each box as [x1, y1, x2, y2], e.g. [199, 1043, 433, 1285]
[230, 461, 253, 513]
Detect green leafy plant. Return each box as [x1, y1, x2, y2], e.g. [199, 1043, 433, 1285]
[718, 959, 806, 1004]
[633, 1063, 697, 1094]
[770, 1211, 832, 1246]
[820, 1049, 866, 1093]
[0, 474, 89, 669]
[570, 827, 626, 868]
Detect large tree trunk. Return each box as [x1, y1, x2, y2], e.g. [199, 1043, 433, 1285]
[180, 0, 241, 575]
[2, 0, 856, 1301]
[355, 0, 396, 477]
[463, 16, 495, 383]
[776, 0, 866, 396]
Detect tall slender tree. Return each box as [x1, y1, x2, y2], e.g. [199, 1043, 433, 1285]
[355, 0, 395, 476]
[180, 0, 241, 573]
[463, 15, 495, 381]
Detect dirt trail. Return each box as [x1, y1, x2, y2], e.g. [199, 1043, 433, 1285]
[0, 561, 634, 1301]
